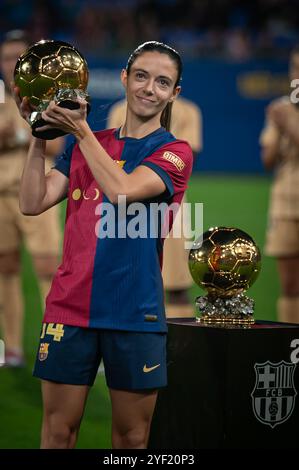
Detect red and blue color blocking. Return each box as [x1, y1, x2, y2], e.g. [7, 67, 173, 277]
[44, 127, 193, 332]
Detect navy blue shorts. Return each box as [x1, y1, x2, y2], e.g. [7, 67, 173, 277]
[33, 323, 167, 390]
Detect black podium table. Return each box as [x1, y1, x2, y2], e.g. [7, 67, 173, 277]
[149, 319, 299, 449]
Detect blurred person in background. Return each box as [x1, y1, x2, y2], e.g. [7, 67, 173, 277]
[107, 95, 202, 318]
[260, 45, 299, 323]
[0, 31, 64, 367]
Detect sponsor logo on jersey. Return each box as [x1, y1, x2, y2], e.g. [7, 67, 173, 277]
[162, 151, 185, 171]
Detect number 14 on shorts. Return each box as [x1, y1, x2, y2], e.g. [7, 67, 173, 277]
[40, 323, 65, 342]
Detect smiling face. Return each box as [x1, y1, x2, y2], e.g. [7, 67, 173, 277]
[121, 51, 180, 122]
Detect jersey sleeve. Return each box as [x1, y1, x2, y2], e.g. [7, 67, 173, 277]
[52, 139, 76, 177]
[141, 140, 193, 198]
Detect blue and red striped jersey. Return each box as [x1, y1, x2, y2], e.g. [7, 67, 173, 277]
[44, 127, 193, 332]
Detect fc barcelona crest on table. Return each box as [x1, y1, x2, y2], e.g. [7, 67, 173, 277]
[251, 361, 297, 428]
[39, 343, 49, 362]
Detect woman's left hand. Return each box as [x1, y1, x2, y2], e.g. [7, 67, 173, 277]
[37, 98, 89, 139]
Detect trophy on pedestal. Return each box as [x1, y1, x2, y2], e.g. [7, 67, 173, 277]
[189, 227, 261, 325]
[14, 39, 90, 140]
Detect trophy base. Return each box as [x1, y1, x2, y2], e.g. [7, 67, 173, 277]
[195, 293, 255, 325]
[30, 89, 91, 140]
[32, 117, 67, 140]
[196, 316, 255, 329]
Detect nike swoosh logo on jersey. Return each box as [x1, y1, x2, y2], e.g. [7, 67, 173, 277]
[143, 364, 161, 373]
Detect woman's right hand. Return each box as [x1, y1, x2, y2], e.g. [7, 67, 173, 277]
[12, 85, 34, 122]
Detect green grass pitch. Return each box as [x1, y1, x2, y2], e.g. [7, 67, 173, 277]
[0, 174, 279, 448]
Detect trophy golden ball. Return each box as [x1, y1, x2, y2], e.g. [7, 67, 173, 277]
[14, 39, 89, 107]
[189, 227, 261, 298]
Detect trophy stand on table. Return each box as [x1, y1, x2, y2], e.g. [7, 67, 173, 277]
[188, 227, 261, 325]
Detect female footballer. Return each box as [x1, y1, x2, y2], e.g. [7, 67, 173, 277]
[260, 45, 299, 324]
[15, 41, 193, 449]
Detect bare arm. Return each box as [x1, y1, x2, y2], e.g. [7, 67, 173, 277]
[260, 129, 281, 171]
[77, 126, 166, 203]
[45, 136, 65, 159]
[38, 101, 167, 204]
[107, 100, 126, 129]
[263, 99, 299, 166]
[260, 105, 282, 170]
[281, 108, 299, 147]
[12, 88, 69, 215]
[261, 147, 280, 171]
[19, 137, 69, 215]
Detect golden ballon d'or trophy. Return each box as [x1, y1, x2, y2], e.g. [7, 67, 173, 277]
[14, 39, 90, 139]
[189, 227, 261, 325]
